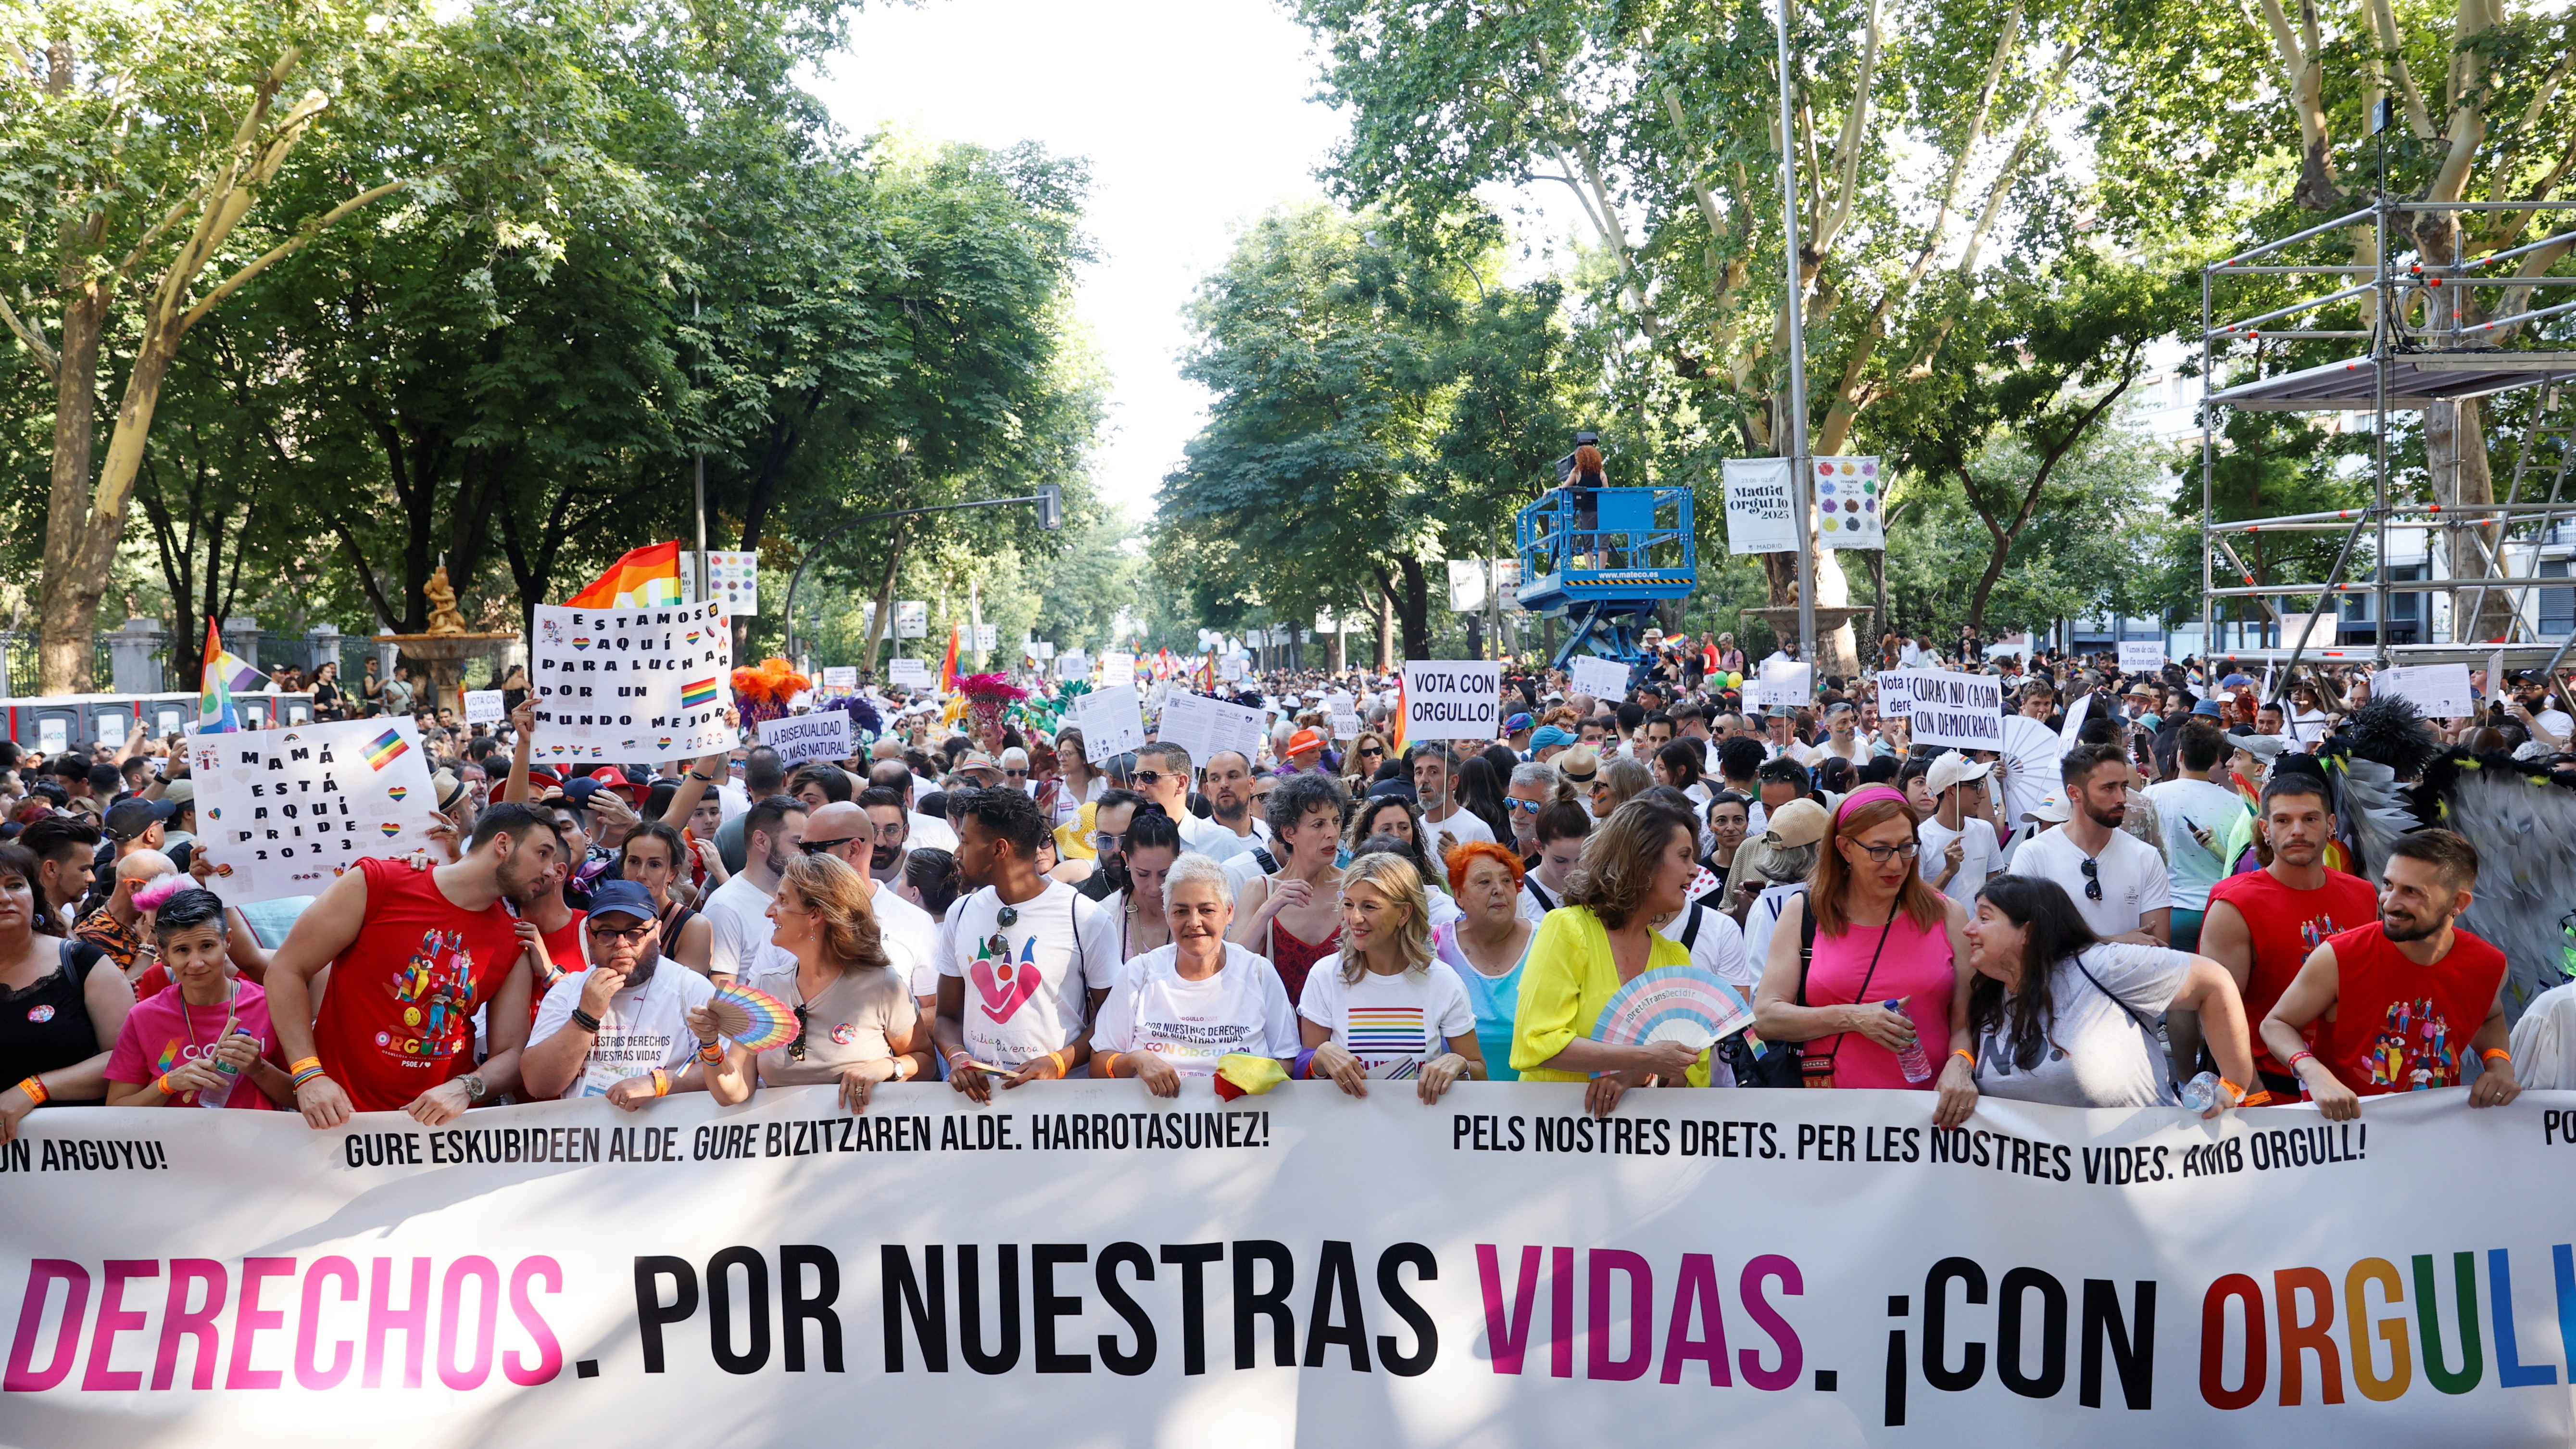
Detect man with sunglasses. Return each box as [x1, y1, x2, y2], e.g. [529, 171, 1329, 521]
[1071, 789, 1146, 901]
[802, 799, 942, 1006]
[523, 880, 716, 1103]
[2013, 743, 2171, 946]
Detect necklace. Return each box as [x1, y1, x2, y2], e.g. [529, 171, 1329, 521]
[180, 976, 239, 1063]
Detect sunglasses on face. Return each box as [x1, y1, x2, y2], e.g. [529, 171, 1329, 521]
[800, 837, 860, 855]
[1132, 770, 1170, 787]
[1004, 769, 1027, 779]
[1358, 747, 1384, 758]
[1506, 797, 1544, 813]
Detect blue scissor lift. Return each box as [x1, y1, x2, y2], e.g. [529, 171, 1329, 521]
[1514, 484, 1698, 669]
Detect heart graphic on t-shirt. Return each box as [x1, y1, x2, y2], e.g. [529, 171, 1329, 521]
[971, 938, 1042, 1023]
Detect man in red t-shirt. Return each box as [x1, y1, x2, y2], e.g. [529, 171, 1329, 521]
[265, 803, 565, 1128]
[2262, 828, 2520, 1121]
[2196, 772, 2381, 1098]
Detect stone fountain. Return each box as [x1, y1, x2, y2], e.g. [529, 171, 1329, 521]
[374, 566, 518, 717]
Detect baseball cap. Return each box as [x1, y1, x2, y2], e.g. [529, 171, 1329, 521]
[159, 779, 194, 806]
[2192, 698, 2225, 718]
[103, 797, 173, 840]
[2023, 790, 2072, 824]
[1284, 729, 1325, 757]
[1364, 777, 1419, 802]
[1529, 725, 1575, 750]
[585, 879, 656, 923]
[1504, 713, 1534, 734]
[585, 766, 644, 801]
[1926, 753, 1992, 796]
[1760, 799, 1830, 849]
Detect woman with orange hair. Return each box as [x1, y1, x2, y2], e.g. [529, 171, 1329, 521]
[1751, 786, 1972, 1091]
[1433, 841, 1535, 1081]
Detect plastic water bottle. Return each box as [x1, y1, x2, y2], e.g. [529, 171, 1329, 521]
[1884, 1000, 1935, 1083]
[197, 1035, 243, 1110]
[2179, 1071, 2223, 1113]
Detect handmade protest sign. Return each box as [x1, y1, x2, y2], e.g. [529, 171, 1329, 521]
[190, 718, 442, 905]
[820, 666, 858, 692]
[1752, 659, 1812, 710]
[1331, 710, 1362, 740]
[887, 658, 932, 689]
[759, 709, 852, 767]
[1056, 652, 1089, 682]
[1101, 650, 1138, 683]
[1907, 670, 2006, 749]
[2372, 662, 2475, 719]
[1400, 660, 1502, 742]
[1877, 670, 1919, 720]
[530, 601, 732, 764]
[1722, 457, 1798, 555]
[1158, 691, 1268, 769]
[1568, 654, 1629, 701]
[2118, 640, 2165, 673]
[1070, 684, 1146, 763]
[463, 690, 505, 725]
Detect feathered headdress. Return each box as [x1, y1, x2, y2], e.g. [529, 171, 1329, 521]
[730, 656, 810, 728]
[2411, 748, 2576, 1019]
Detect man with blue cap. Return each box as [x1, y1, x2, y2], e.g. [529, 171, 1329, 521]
[523, 878, 717, 1105]
[1527, 725, 1575, 764]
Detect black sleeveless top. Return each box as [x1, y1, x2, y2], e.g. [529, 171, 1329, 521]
[0, 938, 113, 1104]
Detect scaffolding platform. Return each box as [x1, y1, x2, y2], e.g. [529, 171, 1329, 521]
[1515, 485, 1696, 667]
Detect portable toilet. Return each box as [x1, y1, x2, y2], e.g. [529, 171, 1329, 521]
[11, 699, 87, 756]
[83, 698, 142, 752]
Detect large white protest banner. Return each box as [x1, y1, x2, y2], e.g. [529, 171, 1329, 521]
[1568, 654, 1629, 702]
[189, 718, 442, 904]
[1070, 684, 1146, 763]
[1401, 660, 1503, 741]
[1722, 457, 1799, 555]
[1907, 670, 2005, 749]
[530, 601, 732, 765]
[1811, 456, 1886, 549]
[1156, 690, 1268, 769]
[3, 1086, 2570, 1449]
[758, 709, 852, 767]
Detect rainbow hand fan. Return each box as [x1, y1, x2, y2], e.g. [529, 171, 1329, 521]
[705, 984, 800, 1052]
[1593, 967, 1750, 1052]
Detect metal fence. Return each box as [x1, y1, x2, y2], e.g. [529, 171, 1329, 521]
[0, 635, 111, 696]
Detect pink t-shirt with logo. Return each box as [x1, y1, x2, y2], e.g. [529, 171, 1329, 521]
[105, 978, 283, 1110]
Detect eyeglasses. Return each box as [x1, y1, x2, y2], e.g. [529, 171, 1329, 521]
[1004, 769, 1027, 779]
[788, 1003, 810, 1062]
[799, 837, 859, 855]
[869, 822, 907, 841]
[1506, 797, 1544, 813]
[1095, 831, 1127, 851]
[1132, 770, 1170, 787]
[2080, 857, 2103, 901]
[585, 921, 654, 945]
[1847, 839, 1922, 863]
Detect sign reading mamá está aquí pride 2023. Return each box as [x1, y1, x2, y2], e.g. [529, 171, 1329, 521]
[3, 1086, 2574, 1447]
[530, 601, 733, 764]
[190, 717, 443, 905]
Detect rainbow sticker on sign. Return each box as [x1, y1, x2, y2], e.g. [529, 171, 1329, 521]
[364, 729, 409, 770]
[679, 677, 719, 708]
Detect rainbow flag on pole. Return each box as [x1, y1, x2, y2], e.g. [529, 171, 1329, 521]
[568, 541, 685, 609]
[939, 625, 961, 694]
[196, 619, 241, 733]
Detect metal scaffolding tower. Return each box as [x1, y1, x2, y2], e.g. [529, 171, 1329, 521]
[2199, 192, 2576, 680]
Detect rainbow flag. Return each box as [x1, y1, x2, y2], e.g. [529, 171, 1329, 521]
[197, 619, 241, 733]
[680, 676, 719, 708]
[364, 728, 409, 769]
[938, 625, 961, 693]
[568, 541, 685, 609]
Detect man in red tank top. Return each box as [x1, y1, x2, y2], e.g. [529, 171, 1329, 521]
[265, 803, 564, 1127]
[2197, 772, 2380, 1096]
[2262, 828, 2520, 1121]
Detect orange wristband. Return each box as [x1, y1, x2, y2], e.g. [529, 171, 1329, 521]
[286, 1056, 321, 1076]
[651, 1068, 670, 1098]
[1096, 1051, 1123, 1079]
[14, 1076, 48, 1107]
[1950, 1048, 1975, 1069]
[2481, 1047, 2511, 1065]
[1046, 1049, 1067, 1077]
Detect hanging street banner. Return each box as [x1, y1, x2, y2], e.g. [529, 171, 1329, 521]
[1907, 670, 2006, 750]
[188, 718, 444, 905]
[895, 602, 929, 640]
[758, 709, 853, 767]
[1400, 660, 1503, 742]
[688, 552, 760, 617]
[1811, 457, 1886, 549]
[1722, 458, 1799, 556]
[1, 1087, 2569, 1448]
[529, 601, 734, 765]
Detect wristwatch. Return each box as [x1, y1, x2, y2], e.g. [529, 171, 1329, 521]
[458, 1073, 490, 1103]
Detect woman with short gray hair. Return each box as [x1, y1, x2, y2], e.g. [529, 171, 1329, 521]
[1093, 851, 1297, 1097]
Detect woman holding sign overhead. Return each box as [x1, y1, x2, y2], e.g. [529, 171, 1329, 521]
[1511, 796, 1719, 1116]
[1752, 787, 1972, 1092]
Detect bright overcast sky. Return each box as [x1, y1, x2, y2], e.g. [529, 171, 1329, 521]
[808, 0, 1354, 525]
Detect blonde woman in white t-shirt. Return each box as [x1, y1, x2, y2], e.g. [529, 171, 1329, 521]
[1297, 852, 1483, 1104]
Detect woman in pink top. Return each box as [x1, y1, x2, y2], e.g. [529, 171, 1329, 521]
[1752, 786, 1971, 1089]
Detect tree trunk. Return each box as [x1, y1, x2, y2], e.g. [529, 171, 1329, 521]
[865, 525, 906, 673]
[2414, 211, 2511, 642]
[35, 283, 107, 694]
[1374, 576, 1396, 669]
[1396, 557, 1432, 661]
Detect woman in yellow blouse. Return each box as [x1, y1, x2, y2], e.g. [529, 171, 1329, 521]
[1512, 795, 1713, 1115]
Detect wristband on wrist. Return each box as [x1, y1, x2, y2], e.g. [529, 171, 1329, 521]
[1950, 1048, 1976, 1070]
[2238, 1089, 2274, 1107]
[287, 1056, 321, 1077]
[2481, 1047, 2512, 1065]
[1095, 1051, 1122, 1079]
[570, 1007, 603, 1034]
[2287, 1050, 2318, 1071]
[651, 1068, 670, 1098]
[289, 1064, 329, 1090]
[13, 1075, 45, 1107]
[154, 1073, 176, 1097]
[1045, 1049, 1067, 1077]
[1293, 1047, 1321, 1081]
[2219, 1077, 2245, 1102]
[698, 1039, 724, 1063]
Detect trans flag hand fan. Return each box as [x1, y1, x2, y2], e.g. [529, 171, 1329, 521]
[1593, 966, 1751, 1052]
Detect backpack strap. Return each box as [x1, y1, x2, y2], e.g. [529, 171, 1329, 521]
[1794, 889, 1817, 1008]
[1251, 844, 1281, 876]
[1676, 902, 1703, 952]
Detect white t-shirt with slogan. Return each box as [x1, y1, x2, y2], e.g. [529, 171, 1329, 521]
[529, 962, 716, 1099]
[935, 880, 1122, 1071]
[1092, 941, 1299, 1076]
[1297, 958, 1476, 1079]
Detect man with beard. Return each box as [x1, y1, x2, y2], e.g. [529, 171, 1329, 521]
[934, 787, 1119, 1103]
[522, 880, 717, 1103]
[1072, 789, 1147, 901]
[1179, 749, 1269, 863]
[2189, 769, 2381, 1098]
[2263, 828, 2517, 1118]
[857, 786, 912, 885]
[869, 757, 958, 851]
[263, 802, 562, 1128]
[703, 796, 805, 985]
[802, 798, 941, 1005]
[2013, 743, 2171, 945]
[1412, 742, 1496, 856]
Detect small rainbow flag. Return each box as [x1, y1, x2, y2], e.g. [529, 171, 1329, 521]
[679, 676, 719, 708]
[364, 728, 409, 770]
